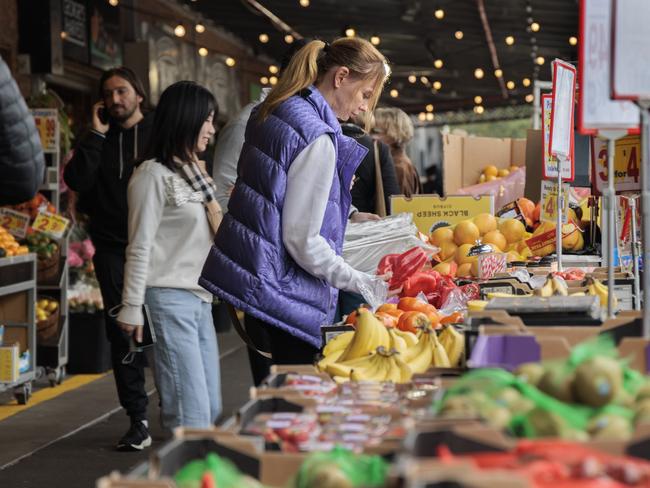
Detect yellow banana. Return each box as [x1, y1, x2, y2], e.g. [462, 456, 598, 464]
[387, 328, 407, 354]
[384, 356, 403, 383]
[406, 329, 434, 374]
[394, 329, 418, 347]
[551, 276, 568, 296]
[338, 309, 388, 361]
[536, 276, 554, 297]
[393, 354, 413, 383]
[431, 332, 451, 368]
[570, 291, 586, 297]
[316, 348, 344, 371]
[322, 330, 354, 357]
[439, 325, 464, 367]
[467, 300, 489, 311]
[351, 354, 387, 382]
[332, 375, 349, 384]
[593, 278, 617, 309]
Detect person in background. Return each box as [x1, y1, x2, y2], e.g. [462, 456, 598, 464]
[0, 55, 45, 205]
[117, 81, 222, 430]
[63, 67, 154, 451]
[373, 107, 421, 198]
[200, 38, 390, 366]
[211, 40, 307, 386]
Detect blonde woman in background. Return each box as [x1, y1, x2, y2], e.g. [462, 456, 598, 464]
[373, 107, 421, 197]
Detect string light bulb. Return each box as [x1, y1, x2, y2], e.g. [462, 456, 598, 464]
[195, 23, 205, 33]
[418, 112, 427, 122]
[269, 65, 279, 74]
[345, 27, 356, 37]
[426, 112, 434, 121]
[433, 81, 442, 90]
[494, 69, 503, 78]
[60, 31, 68, 39]
[434, 8, 445, 19]
[108, 0, 119, 6]
[174, 24, 186, 37]
[569, 36, 578, 46]
[531, 22, 540, 32]
[225, 57, 236, 67]
[522, 78, 531, 87]
[426, 104, 434, 112]
[505, 35, 515, 46]
[284, 34, 294, 44]
[259, 33, 269, 43]
[269, 76, 278, 85]
[525, 94, 534, 103]
[474, 96, 482, 104]
[455, 30, 464, 40]
[370, 35, 380, 46]
[474, 105, 485, 114]
[390, 89, 399, 98]
[434, 59, 443, 69]
[408, 75, 417, 83]
[474, 68, 484, 79]
[536, 56, 545, 65]
[299, 0, 310, 6]
[260, 76, 269, 85]
[506, 80, 515, 90]
[420, 76, 429, 84]
[198, 47, 208, 57]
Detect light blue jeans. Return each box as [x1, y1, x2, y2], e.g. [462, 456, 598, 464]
[145, 287, 222, 429]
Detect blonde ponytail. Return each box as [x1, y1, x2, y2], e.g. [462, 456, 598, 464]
[257, 40, 325, 122]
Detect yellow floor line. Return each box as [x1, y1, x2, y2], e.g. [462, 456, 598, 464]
[0, 373, 107, 422]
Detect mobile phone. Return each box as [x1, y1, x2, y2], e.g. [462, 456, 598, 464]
[134, 304, 156, 349]
[98, 106, 109, 125]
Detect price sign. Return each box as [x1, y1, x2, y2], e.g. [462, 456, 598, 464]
[32, 211, 70, 238]
[578, 0, 639, 134]
[540, 180, 571, 223]
[0, 208, 30, 238]
[548, 60, 577, 181]
[542, 94, 574, 181]
[591, 134, 641, 194]
[30, 109, 59, 153]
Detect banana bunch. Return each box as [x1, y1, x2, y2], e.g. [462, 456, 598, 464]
[349, 347, 412, 383]
[535, 274, 569, 297]
[337, 309, 390, 362]
[402, 326, 451, 373]
[438, 325, 465, 368]
[585, 277, 617, 309]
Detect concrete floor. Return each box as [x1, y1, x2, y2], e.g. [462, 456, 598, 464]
[0, 329, 253, 487]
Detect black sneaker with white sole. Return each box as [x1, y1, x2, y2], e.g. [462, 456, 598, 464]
[116, 420, 152, 451]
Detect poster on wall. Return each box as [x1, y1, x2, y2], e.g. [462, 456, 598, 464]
[89, 0, 122, 70]
[61, 0, 89, 64]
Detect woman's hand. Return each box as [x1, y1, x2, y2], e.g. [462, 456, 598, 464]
[117, 320, 143, 342]
[349, 212, 381, 223]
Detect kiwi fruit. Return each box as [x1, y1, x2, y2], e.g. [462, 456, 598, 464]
[439, 395, 479, 418]
[634, 399, 650, 425]
[526, 408, 569, 437]
[514, 362, 545, 386]
[635, 382, 650, 402]
[537, 364, 576, 404]
[482, 405, 512, 430]
[573, 357, 622, 407]
[587, 413, 632, 441]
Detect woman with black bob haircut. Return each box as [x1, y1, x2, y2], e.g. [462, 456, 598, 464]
[117, 81, 223, 430]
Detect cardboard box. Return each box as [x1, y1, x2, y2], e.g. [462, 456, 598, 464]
[442, 133, 526, 195]
[0, 344, 19, 383]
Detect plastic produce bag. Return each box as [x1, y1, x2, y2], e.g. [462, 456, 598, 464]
[174, 452, 259, 488]
[293, 446, 388, 488]
[456, 167, 526, 210]
[343, 213, 438, 275]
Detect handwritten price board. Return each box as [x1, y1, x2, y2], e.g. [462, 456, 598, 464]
[30, 109, 59, 153]
[32, 211, 70, 239]
[591, 135, 641, 194]
[0, 208, 30, 238]
[540, 180, 570, 224]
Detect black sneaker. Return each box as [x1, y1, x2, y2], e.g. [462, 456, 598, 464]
[116, 420, 152, 451]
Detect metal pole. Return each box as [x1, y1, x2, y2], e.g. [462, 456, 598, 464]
[640, 104, 650, 339]
[607, 137, 616, 318]
[630, 197, 641, 310]
[556, 158, 563, 271]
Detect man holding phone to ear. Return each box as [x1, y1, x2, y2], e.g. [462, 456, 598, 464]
[64, 67, 154, 451]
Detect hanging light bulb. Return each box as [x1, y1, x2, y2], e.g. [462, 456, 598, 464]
[525, 94, 534, 103]
[284, 34, 294, 44]
[225, 57, 236, 67]
[259, 33, 269, 43]
[60, 31, 68, 39]
[433, 81, 442, 90]
[390, 89, 399, 98]
[426, 104, 434, 112]
[506, 80, 515, 90]
[195, 23, 205, 34]
[434, 59, 443, 69]
[408, 75, 417, 83]
[531, 22, 540, 32]
[522, 78, 531, 87]
[454, 30, 464, 40]
[474, 68, 485, 79]
[536, 56, 545, 65]
[269, 76, 278, 85]
[418, 112, 427, 122]
[269, 65, 279, 74]
[345, 27, 356, 37]
[174, 24, 186, 37]
[569, 36, 578, 46]
[434, 8, 445, 19]
[474, 96, 482, 104]
[260, 76, 269, 85]
[420, 76, 429, 84]
[505, 35, 515, 46]
[108, 0, 119, 6]
[426, 112, 434, 121]
[474, 105, 485, 114]
[198, 47, 208, 57]
[494, 69, 503, 78]
[299, 0, 310, 6]
[370, 35, 380, 46]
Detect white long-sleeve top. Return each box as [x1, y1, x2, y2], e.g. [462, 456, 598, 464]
[283, 134, 376, 295]
[117, 160, 213, 326]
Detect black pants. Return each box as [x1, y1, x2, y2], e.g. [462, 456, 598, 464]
[244, 314, 273, 387]
[244, 315, 320, 382]
[93, 249, 148, 423]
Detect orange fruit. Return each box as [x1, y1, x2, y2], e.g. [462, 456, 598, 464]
[517, 197, 535, 221]
[457, 262, 473, 277]
[482, 230, 507, 252]
[429, 226, 454, 247]
[497, 168, 510, 178]
[456, 243, 478, 265]
[438, 241, 457, 262]
[453, 220, 480, 246]
[473, 213, 497, 235]
[486, 175, 498, 182]
[498, 219, 526, 243]
[483, 165, 498, 177]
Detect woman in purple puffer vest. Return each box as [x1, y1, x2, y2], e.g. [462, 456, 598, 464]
[200, 38, 390, 373]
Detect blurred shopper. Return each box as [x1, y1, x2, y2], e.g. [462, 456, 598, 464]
[373, 107, 421, 197]
[0, 55, 45, 205]
[117, 81, 222, 430]
[201, 38, 390, 365]
[63, 67, 154, 450]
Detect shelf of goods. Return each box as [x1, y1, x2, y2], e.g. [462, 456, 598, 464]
[0, 254, 37, 404]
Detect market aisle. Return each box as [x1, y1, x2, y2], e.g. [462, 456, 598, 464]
[0, 329, 252, 487]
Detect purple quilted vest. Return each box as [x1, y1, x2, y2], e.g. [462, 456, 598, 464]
[199, 86, 367, 347]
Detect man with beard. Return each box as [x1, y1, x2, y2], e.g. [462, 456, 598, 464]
[64, 67, 154, 451]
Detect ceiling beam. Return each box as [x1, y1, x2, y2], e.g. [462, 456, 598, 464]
[476, 0, 508, 99]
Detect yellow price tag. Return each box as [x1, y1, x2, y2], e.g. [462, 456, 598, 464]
[593, 135, 641, 193]
[540, 180, 570, 224]
[0, 208, 30, 238]
[32, 211, 70, 238]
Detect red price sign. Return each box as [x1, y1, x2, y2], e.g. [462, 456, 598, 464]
[30, 109, 59, 153]
[32, 211, 69, 239]
[591, 135, 642, 194]
[0, 208, 30, 238]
